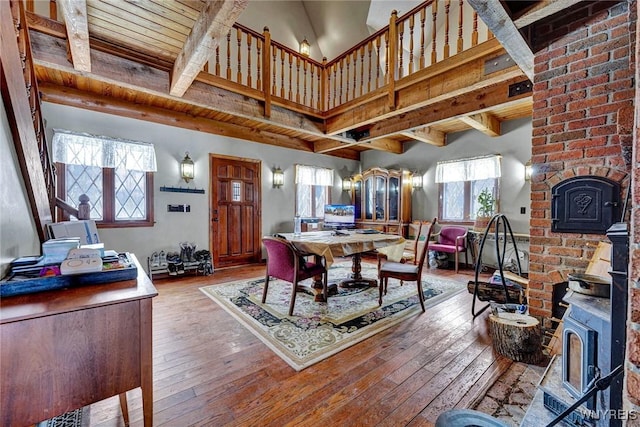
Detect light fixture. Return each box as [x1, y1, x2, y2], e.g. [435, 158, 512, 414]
[299, 37, 310, 56]
[273, 166, 284, 188]
[524, 159, 533, 181]
[411, 172, 423, 189]
[342, 177, 352, 191]
[180, 152, 194, 183]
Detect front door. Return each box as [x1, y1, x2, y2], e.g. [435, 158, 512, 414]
[210, 155, 261, 268]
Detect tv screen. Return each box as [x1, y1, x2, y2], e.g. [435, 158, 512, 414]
[324, 204, 356, 226]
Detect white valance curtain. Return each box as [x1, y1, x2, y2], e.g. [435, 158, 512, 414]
[294, 164, 333, 186]
[435, 154, 501, 183]
[52, 129, 157, 172]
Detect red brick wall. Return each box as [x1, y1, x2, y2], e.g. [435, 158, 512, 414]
[529, 0, 635, 323]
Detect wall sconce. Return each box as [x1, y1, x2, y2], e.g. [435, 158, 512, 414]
[342, 177, 352, 191]
[180, 152, 194, 183]
[411, 172, 423, 189]
[299, 38, 310, 56]
[524, 159, 533, 181]
[273, 166, 284, 188]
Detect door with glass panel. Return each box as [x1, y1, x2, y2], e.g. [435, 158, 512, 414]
[210, 155, 261, 268]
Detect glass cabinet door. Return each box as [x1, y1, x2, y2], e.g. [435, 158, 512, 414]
[353, 179, 362, 220]
[388, 176, 399, 221]
[375, 176, 386, 221]
[364, 176, 373, 220]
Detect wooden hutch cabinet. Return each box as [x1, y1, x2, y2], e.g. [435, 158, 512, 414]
[351, 167, 412, 235]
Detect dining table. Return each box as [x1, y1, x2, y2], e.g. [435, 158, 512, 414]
[277, 230, 405, 300]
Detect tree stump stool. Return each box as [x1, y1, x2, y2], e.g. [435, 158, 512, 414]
[489, 313, 543, 364]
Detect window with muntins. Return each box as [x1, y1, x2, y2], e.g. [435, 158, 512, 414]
[436, 155, 501, 223]
[53, 129, 157, 227]
[294, 164, 333, 218]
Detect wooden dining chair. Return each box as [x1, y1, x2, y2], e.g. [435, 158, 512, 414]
[262, 236, 328, 316]
[399, 220, 423, 264]
[378, 218, 437, 312]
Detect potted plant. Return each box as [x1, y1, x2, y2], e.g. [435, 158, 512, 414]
[474, 188, 495, 231]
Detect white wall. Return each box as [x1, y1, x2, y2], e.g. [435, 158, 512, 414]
[0, 100, 41, 276]
[361, 118, 533, 233]
[41, 103, 358, 262]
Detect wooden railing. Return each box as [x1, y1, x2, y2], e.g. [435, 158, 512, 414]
[30, 0, 492, 119]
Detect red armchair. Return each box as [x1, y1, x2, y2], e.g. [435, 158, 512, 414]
[429, 225, 469, 273]
[262, 236, 328, 316]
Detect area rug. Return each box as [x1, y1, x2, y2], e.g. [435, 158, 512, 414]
[200, 262, 465, 371]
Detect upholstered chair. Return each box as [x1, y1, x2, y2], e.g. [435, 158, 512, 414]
[262, 236, 328, 316]
[378, 219, 436, 312]
[429, 225, 469, 273]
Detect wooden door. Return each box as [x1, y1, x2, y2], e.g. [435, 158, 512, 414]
[210, 155, 261, 268]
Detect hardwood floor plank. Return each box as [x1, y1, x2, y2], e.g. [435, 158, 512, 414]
[85, 263, 504, 427]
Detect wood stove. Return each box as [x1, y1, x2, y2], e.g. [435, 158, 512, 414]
[551, 176, 621, 234]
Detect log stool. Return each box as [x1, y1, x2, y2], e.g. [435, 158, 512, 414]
[489, 313, 543, 364]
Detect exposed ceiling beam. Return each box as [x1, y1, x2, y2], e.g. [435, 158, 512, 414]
[458, 112, 501, 137]
[38, 82, 360, 161]
[314, 136, 403, 155]
[399, 127, 446, 146]
[467, 0, 534, 81]
[512, 0, 584, 29]
[57, 0, 91, 72]
[170, 0, 248, 97]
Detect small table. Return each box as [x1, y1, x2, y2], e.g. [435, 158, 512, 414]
[0, 254, 157, 427]
[280, 230, 404, 293]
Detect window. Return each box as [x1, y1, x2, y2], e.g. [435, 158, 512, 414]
[295, 164, 333, 218]
[436, 155, 501, 222]
[53, 130, 157, 227]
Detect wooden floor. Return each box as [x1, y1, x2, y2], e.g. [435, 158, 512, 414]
[88, 260, 510, 427]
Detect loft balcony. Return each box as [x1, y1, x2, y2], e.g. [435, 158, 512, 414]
[23, 0, 532, 160]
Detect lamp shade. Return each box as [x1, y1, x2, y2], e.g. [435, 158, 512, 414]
[273, 167, 284, 188]
[180, 152, 194, 183]
[524, 159, 532, 181]
[299, 38, 310, 56]
[342, 177, 352, 191]
[411, 173, 423, 188]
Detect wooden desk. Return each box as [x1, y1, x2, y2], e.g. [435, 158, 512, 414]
[0, 254, 157, 427]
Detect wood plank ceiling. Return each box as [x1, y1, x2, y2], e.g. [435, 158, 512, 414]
[26, 0, 583, 160]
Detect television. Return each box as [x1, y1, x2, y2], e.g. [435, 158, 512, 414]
[323, 204, 356, 228]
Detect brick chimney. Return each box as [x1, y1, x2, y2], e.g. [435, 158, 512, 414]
[529, 0, 639, 409]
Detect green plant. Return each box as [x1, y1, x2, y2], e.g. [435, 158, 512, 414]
[476, 189, 495, 217]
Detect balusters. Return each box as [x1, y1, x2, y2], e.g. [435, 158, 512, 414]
[398, 23, 404, 78]
[352, 50, 357, 100]
[318, 60, 323, 110]
[256, 39, 262, 91]
[457, 0, 464, 54]
[345, 55, 350, 102]
[279, 50, 285, 98]
[384, 31, 389, 85]
[367, 41, 372, 93]
[419, 7, 426, 70]
[339, 58, 344, 104]
[215, 46, 220, 76]
[226, 32, 232, 80]
[333, 62, 338, 108]
[431, 0, 437, 64]
[272, 47, 277, 95]
[472, 11, 479, 46]
[246, 34, 252, 87]
[303, 60, 308, 105]
[287, 52, 292, 100]
[444, 0, 451, 59]
[376, 36, 382, 88]
[296, 56, 300, 104]
[236, 28, 242, 83]
[408, 15, 414, 75]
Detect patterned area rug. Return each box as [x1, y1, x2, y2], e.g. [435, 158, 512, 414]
[200, 262, 464, 371]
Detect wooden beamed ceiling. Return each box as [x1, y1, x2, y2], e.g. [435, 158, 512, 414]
[23, 0, 586, 159]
